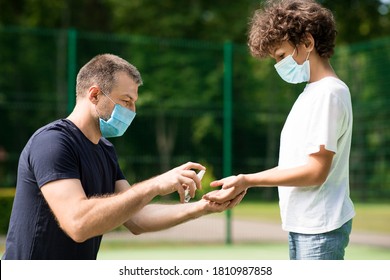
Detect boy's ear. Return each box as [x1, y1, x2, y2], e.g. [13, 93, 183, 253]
[304, 33, 315, 51]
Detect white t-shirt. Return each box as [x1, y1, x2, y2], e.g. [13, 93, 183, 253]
[278, 77, 355, 234]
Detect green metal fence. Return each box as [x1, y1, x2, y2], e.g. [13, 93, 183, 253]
[1, 26, 390, 205]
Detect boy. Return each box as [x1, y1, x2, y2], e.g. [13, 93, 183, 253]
[205, 0, 355, 260]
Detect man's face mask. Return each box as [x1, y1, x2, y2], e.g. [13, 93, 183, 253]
[98, 91, 136, 138]
[274, 48, 310, 84]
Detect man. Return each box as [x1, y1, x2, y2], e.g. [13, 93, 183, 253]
[3, 54, 244, 259]
[205, 0, 355, 260]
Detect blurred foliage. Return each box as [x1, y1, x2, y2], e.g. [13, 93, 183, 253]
[1, 0, 390, 44]
[0, 188, 15, 234]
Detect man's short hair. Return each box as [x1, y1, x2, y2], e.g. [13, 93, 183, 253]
[76, 54, 143, 98]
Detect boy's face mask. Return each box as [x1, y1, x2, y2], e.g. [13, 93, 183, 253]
[98, 92, 136, 138]
[274, 48, 310, 84]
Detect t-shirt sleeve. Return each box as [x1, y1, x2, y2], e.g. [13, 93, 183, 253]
[115, 160, 125, 181]
[29, 130, 80, 188]
[305, 90, 347, 155]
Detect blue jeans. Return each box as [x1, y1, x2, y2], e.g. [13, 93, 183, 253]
[288, 219, 352, 260]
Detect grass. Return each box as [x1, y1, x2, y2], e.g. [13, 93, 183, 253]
[351, 203, 390, 234]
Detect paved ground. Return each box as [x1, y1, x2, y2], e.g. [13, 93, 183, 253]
[102, 215, 390, 249]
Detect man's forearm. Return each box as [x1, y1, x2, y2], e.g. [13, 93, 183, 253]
[124, 202, 206, 235]
[67, 180, 159, 242]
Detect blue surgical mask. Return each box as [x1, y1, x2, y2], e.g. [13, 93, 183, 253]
[98, 92, 136, 138]
[274, 48, 310, 84]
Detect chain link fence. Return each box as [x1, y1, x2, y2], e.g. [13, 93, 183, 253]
[1, 26, 390, 201]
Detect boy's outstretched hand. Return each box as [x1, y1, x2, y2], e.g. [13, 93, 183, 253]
[203, 175, 248, 204]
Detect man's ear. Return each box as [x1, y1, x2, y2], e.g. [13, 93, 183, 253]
[88, 86, 100, 105]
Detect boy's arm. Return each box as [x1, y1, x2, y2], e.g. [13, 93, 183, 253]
[205, 145, 334, 203]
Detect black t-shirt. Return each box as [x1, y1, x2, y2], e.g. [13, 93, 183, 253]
[2, 119, 125, 259]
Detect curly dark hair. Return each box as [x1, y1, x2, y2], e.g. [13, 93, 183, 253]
[248, 0, 337, 59]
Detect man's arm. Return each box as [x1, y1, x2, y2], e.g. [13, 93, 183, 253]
[40, 162, 204, 242]
[122, 190, 246, 235]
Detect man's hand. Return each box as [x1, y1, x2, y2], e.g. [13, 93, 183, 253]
[202, 189, 246, 212]
[155, 162, 205, 203]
